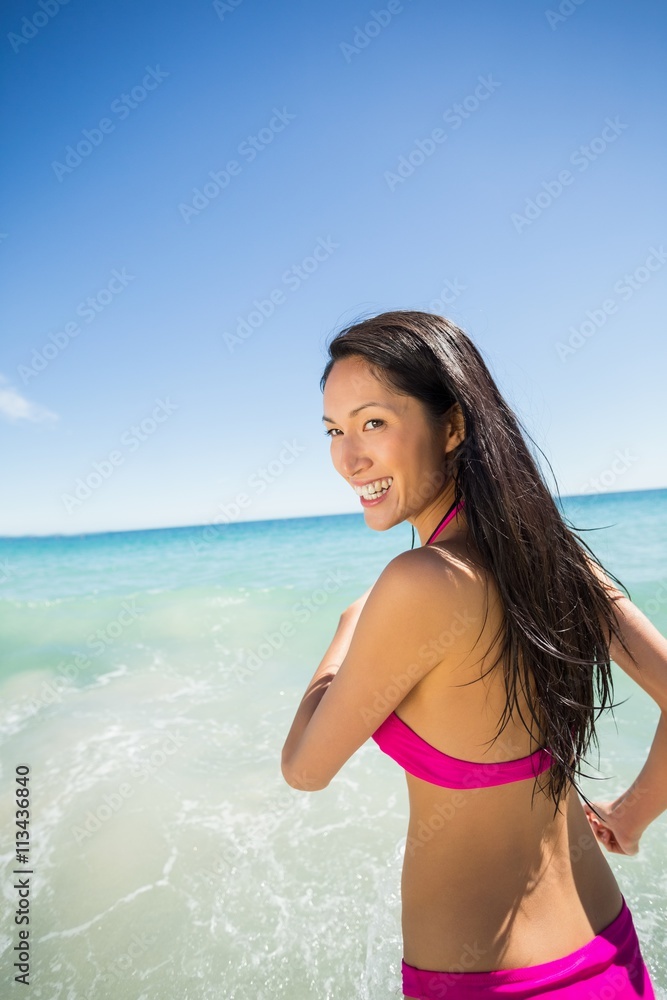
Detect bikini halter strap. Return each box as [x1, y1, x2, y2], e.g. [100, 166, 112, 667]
[426, 497, 466, 546]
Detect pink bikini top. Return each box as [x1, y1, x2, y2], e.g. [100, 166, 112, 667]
[371, 498, 555, 789]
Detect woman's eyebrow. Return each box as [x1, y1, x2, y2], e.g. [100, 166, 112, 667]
[322, 401, 396, 424]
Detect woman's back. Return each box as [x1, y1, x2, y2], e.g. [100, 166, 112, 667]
[392, 532, 623, 971]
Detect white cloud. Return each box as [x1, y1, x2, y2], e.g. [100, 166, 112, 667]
[0, 374, 58, 424]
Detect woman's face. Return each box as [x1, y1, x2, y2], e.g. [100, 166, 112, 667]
[322, 355, 462, 534]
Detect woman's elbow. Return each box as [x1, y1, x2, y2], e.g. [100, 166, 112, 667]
[280, 753, 329, 791]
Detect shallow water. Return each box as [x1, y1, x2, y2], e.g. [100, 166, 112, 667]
[1, 493, 666, 997]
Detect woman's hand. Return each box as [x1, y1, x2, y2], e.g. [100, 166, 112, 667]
[583, 799, 642, 856]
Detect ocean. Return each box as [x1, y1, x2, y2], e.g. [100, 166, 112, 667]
[1, 489, 666, 998]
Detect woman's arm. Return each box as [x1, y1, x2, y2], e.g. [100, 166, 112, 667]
[584, 710, 667, 855]
[280, 553, 458, 791]
[583, 570, 667, 853]
[281, 588, 373, 789]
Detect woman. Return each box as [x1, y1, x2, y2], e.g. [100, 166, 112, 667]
[281, 310, 663, 999]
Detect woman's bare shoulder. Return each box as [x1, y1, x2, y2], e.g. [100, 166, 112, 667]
[396, 540, 492, 590]
[379, 544, 494, 627]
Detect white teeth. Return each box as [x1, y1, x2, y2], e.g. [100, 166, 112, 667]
[354, 477, 393, 497]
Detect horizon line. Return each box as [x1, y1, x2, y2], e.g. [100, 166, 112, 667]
[1, 485, 665, 542]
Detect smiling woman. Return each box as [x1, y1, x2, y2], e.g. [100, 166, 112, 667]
[281, 310, 664, 999]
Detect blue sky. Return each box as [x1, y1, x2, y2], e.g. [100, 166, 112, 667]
[1, 0, 665, 537]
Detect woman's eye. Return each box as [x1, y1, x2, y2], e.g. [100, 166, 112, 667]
[324, 419, 384, 438]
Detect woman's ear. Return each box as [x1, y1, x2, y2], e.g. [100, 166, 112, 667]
[444, 403, 465, 453]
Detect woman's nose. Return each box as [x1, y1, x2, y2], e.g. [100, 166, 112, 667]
[338, 439, 369, 479]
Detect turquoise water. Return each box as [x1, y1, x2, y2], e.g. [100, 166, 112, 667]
[0, 491, 666, 998]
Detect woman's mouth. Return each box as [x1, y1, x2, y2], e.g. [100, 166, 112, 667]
[353, 477, 393, 506]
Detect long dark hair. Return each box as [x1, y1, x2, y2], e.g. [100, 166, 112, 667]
[320, 309, 638, 816]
